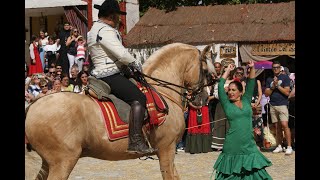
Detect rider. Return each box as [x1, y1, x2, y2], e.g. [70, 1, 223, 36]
[87, 0, 155, 155]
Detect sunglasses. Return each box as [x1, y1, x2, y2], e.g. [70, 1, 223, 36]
[235, 72, 244, 75]
[49, 72, 55, 74]
[40, 85, 48, 88]
[74, 31, 78, 33]
[272, 66, 281, 69]
[56, 67, 62, 69]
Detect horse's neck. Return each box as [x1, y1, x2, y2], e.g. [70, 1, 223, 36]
[144, 63, 184, 107]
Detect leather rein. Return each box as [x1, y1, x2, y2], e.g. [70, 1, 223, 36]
[134, 50, 213, 112]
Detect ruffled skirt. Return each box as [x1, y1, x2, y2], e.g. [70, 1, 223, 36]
[213, 152, 272, 180]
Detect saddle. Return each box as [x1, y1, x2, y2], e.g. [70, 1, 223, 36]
[86, 76, 131, 123]
[86, 76, 167, 125]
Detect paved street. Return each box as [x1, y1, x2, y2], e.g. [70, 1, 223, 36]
[25, 148, 294, 180]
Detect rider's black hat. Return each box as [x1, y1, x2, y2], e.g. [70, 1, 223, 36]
[94, 0, 127, 15]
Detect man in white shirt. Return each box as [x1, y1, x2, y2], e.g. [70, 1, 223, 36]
[87, 0, 155, 155]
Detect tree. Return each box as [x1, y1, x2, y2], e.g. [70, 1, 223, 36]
[139, 0, 294, 16]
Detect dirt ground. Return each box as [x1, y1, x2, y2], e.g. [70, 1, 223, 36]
[25, 148, 295, 180]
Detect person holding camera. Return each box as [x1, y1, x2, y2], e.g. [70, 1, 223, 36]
[86, 0, 155, 154]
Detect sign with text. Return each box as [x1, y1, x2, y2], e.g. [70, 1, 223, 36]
[251, 43, 295, 56]
[220, 45, 237, 58]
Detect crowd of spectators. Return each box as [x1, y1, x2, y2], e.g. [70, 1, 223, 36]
[25, 22, 91, 106]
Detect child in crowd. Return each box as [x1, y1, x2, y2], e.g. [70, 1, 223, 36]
[75, 36, 86, 72]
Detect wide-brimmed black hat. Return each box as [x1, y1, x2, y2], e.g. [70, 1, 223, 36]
[94, 0, 127, 15]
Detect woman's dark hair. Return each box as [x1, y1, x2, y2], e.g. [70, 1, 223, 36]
[76, 71, 89, 90]
[229, 80, 243, 92]
[235, 67, 244, 72]
[40, 29, 46, 33]
[48, 36, 54, 42]
[31, 35, 38, 42]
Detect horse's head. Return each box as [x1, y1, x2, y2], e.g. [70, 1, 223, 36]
[184, 44, 216, 94]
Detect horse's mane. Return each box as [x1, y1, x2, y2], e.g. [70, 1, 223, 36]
[143, 43, 197, 72]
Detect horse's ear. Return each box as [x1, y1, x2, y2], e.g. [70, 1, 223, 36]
[201, 45, 216, 75]
[201, 45, 212, 60]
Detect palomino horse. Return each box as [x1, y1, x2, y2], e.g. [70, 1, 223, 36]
[25, 43, 216, 180]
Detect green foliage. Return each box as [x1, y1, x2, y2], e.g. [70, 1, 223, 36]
[139, 0, 294, 16]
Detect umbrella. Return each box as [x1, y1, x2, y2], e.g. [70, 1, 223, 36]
[254, 61, 273, 69]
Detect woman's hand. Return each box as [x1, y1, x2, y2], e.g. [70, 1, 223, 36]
[248, 60, 254, 68]
[226, 63, 235, 72]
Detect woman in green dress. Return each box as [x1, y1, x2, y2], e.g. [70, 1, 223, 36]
[212, 61, 272, 180]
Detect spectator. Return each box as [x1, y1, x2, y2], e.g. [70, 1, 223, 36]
[82, 61, 90, 74]
[57, 22, 71, 76]
[47, 78, 62, 94]
[37, 79, 50, 99]
[265, 61, 292, 155]
[66, 28, 81, 77]
[185, 88, 212, 154]
[55, 64, 63, 73]
[211, 59, 235, 151]
[44, 37, 61, 68]
[75, 36, 86, 72]
[29, 35, 43, 75]
[39, 29, 49, 70]
[69, 65, 79, 86]
[73, 71, 89, 94]
[60, 73, 74, 92]
[213, 62, 222, 78]
[45, 67, 56, 90]
[176, 91, 189, 152]
[247, 67, 263, 148]
[27, 74, 42, 98]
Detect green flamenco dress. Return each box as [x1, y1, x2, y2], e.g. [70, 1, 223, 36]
[212, 78, 272, 180]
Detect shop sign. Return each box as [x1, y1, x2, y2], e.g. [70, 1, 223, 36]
[220, 45, 237, 58]
[251, 43, 295, 56]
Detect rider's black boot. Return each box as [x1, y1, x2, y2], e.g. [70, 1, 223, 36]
[127, 101, 156, 154]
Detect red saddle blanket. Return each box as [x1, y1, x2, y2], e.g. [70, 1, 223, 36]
[91, 82, 167, 141]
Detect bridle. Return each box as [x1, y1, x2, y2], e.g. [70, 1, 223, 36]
[134, 50, 215, 113]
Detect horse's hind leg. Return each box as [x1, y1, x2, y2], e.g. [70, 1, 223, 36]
[157, 143, 181, 180]
[41, 147, 82, 180]
[35, 158, 49, 180]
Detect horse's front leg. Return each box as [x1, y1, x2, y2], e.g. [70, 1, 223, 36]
[157, 142, 180, 180]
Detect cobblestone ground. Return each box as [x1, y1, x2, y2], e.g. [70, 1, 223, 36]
[25, 148, 294, 180]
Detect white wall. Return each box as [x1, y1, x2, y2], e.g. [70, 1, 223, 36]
[197, 43, 239, 67]
[129, 43, 239, 67]
[125, 0, 139, 33]
[26, 0, 86, 8]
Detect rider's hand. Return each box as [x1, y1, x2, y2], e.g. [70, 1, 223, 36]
[128, 60, 143, 73]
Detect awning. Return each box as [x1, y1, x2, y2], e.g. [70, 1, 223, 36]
[25, 0, 87, 9]
[254, 61, 273, 69]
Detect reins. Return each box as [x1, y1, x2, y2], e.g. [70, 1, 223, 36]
[132, 49, 215, 113]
